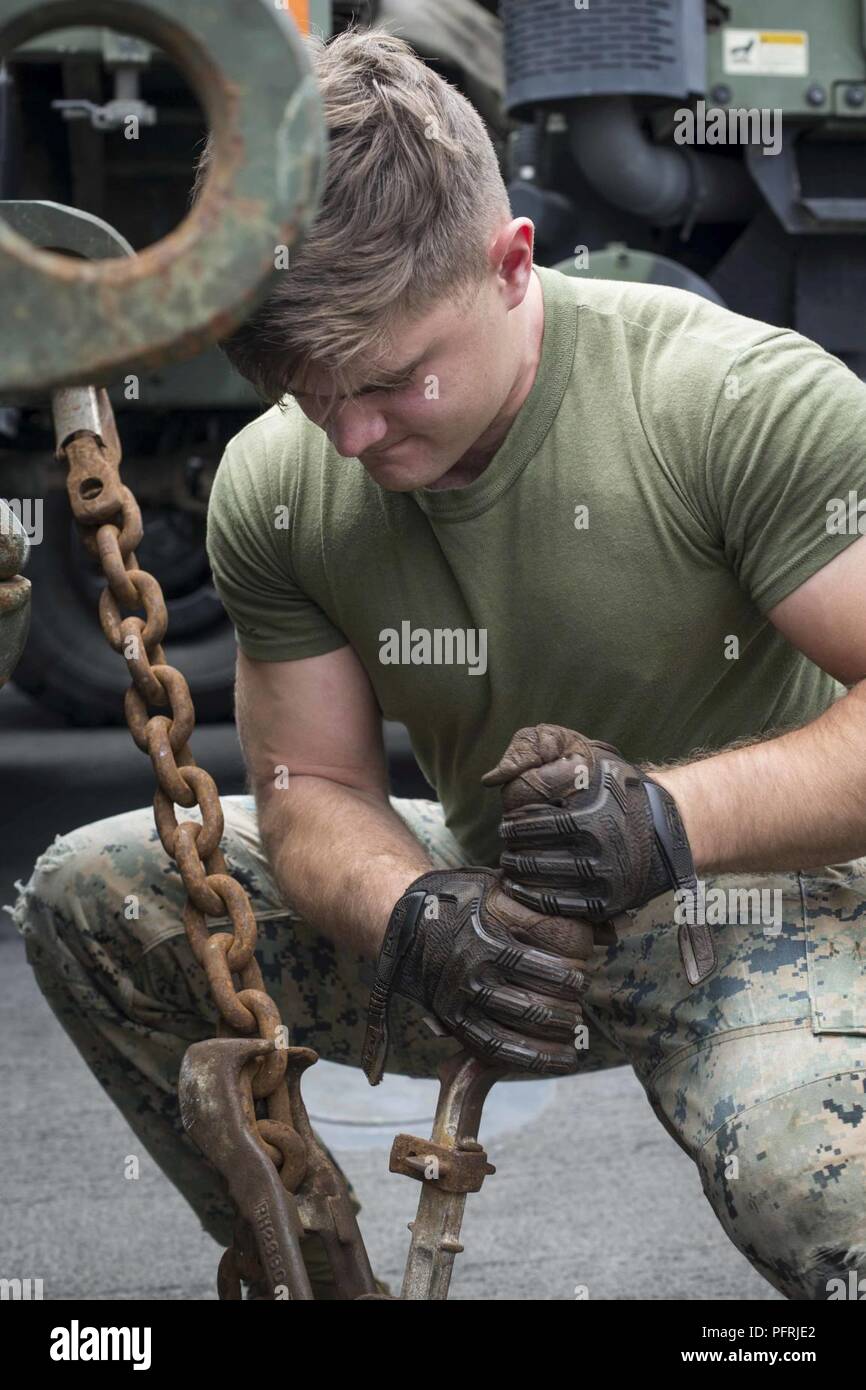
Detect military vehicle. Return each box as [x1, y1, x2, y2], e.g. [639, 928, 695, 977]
[2, 0, 864, 721]
[0, 0, 508, 723]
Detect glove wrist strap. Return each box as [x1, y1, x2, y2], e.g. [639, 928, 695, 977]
[361, 884, 429, 1086]
[644, 779, 716, 986]
[644, 778, 697, 897]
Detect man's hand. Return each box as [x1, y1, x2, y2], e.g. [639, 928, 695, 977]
[481, 723, 699, 921]
[361, 865, 594, 1083]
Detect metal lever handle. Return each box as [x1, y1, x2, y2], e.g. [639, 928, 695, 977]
[396, 1051, 506, 1300]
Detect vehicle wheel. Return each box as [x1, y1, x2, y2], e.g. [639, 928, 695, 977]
[10, 489, 236, 726]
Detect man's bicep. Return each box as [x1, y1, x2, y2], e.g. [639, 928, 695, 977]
[706, 335, 866, 615]
[206, 437, 346, 661]
[235, 645, 389, 797]
[767, 533, 866, 686]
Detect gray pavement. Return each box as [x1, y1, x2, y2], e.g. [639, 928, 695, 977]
[0, 936, 782, 1301]
[0, 685, 783, 1301]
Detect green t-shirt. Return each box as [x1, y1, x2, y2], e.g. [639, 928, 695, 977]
[206, 264, 866, 867]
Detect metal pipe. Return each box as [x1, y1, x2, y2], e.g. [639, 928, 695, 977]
[567, 96, 758, 226]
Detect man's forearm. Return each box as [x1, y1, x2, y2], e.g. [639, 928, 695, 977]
[648, 680, 866, 875]
[255, 775, 434, 958]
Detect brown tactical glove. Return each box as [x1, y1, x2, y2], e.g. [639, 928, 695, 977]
[481, 724, 716, 985]
[361, 866, 594, 1084]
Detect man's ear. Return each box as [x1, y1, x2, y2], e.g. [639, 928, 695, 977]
[488, 217, 536, 307]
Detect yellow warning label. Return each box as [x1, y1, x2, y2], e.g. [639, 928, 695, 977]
[759, 32, 806, 45]
[723, 28, 809, 77]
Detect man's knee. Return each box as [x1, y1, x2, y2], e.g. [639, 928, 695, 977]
[9, 807, 180, 974]
[697, 1067, 866, 1300]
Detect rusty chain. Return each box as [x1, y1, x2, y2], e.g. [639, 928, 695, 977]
[54, 386, 498, 1301]
[57, 391, 365, 1298]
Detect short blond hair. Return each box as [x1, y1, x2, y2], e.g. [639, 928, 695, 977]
[196, 25, 511, 414]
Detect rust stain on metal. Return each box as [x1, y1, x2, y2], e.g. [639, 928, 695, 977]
[0, 574, 30, 613]
[0, 526, 27, 580]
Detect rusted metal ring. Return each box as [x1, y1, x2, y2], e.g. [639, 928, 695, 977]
[125, 637, 169, 706]
[98, 549, 141, 615]
[126, 683, 195, 760]
[236, 992, 289, 1097]
[153, 772, 223, 856]
[148, 730, 199, 805]
[256, 1120, 307, 1191]
[172, 822, 226, 916]
[209, 877, 258, 966]
[125, 692, 163, 753]
[181, 900, 212, 967]
[97, 601, 135, 653]
[197, 930, 257, 1032]
[156, 684, 198, 754]
[0, 0, 326, 394]
[117, 616, 150, 670]
[174, 767, 223, 853]
[109, 491, 145, 560]
[154, 783, 200, 856]
[99, 573, 167, 651]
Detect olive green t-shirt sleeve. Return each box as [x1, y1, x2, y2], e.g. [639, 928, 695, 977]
[700, 332, 866, 614]
[205, 431, 349, 662]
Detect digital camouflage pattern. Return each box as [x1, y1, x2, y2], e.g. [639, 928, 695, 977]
[9, 794, 866, 1300]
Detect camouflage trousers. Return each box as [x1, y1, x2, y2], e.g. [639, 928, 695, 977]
[10, 793, 866, 1301]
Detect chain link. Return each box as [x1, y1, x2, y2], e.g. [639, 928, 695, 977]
[61, 419, 304, 1195]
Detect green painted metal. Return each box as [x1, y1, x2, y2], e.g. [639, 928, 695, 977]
[0, 199, 134, 261]
[17, 25, 153, 57]
[16, 0, 333, 58]
[309, 0, 332, 39]
[706, 0, 866, 120]
[555, 244, 653, 285]
[0, 201, 132, 405]
[552, 243, 726, 306]
[0, 0, 327, 396]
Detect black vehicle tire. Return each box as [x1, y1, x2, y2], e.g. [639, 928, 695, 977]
[11, 489, 236, 726]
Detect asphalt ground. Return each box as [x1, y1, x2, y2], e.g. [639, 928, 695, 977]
[0, 683, 782, 1301]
